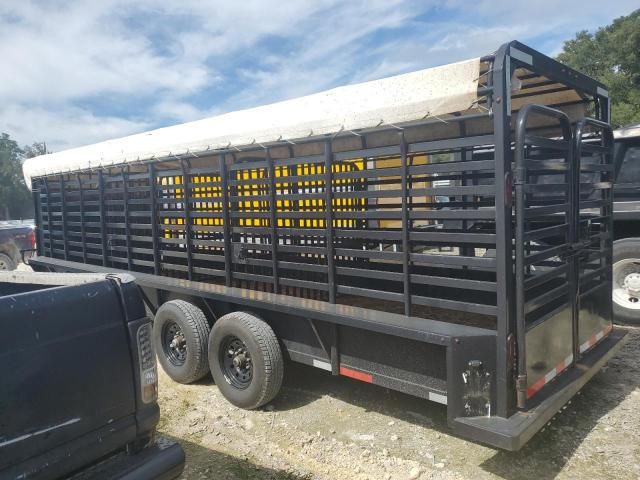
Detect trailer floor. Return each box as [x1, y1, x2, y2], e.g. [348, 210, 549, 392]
[157, 326, 640, 480]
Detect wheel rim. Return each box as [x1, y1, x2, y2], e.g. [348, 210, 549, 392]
[220, 335, 253, 389]
[162, 320, 187, 366]
[613, 257, 640, 310]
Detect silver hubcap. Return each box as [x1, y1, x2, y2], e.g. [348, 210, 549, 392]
[613, 258, 640, 310]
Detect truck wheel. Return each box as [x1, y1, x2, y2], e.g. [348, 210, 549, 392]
[0, 253, 16, 271]
[612, 238, 640, 325]
[153, 300, 211, 383]
[208, 312, 283, 409]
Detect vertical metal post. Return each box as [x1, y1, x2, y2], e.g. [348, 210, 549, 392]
[324, 140, 336, 304]
[491, 44, 515, 417]
[33, 179, 44, 257]
[180, 159, 194, 280]
[98, 170, 108, 267]
[514, 119, 527, 410]
[219, 154, 233, 287]
[59, 175, 68, 260]
[122, 167, 133, 271]
[266, 149, 279, 294]
[77, 173, 87, 264]
[44, 177, 53, 258]
[569, 126, 580, 365]
[149, 164, 161, 275]
[399, 131, 411, 316]
[330, 323, 340, 375]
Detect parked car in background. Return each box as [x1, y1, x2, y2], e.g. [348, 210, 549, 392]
[0, 220, 36, 270]
[612, 123, 640, 323]
[0, 271, 185, 480]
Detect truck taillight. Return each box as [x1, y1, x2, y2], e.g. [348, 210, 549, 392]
[28, 229, 36, 249]
[137, 323, 158, 403]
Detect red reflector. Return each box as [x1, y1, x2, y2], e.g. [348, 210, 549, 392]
[339, 366, 373, 383]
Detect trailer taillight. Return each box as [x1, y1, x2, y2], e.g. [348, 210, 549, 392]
[137, 323, 158, 403]
[28, 229, 36, 249]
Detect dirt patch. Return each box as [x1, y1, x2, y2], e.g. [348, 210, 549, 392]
[158, 326, 640, 480]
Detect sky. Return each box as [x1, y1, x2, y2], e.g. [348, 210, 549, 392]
[0, 1, 638, 152]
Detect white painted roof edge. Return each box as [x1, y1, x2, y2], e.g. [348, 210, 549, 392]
[23, 57, 480, 187]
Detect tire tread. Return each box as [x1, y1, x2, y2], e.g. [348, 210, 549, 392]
[156, 300, 211, 383]
[212, 311, 283, 408]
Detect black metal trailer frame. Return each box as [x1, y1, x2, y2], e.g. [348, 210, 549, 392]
[28, 41, 627, 450]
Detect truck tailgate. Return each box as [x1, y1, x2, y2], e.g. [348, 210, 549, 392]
[0, 280, 137, 472]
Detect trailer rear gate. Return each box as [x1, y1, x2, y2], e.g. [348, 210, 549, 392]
[27, 41, 626, 450]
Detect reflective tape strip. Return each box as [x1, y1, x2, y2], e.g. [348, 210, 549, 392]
[527, 353, 574, 398]
[428, 392, 448, 405]
[579, 324, 613, 354]
[312, 359, 332, 372]
[339, 366, 373, 383]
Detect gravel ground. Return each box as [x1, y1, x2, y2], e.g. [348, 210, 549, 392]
[157, 326, 640, 480]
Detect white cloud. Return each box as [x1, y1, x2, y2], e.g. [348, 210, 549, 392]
[0, 103, 150, 152]
[0, 0, 638, 151]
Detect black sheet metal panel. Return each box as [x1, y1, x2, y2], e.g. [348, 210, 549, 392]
[451, 328, 626, 451]
[574, 119, 615, 358]
[0, 278, 136, 471]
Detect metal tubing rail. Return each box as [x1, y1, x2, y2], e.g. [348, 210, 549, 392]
[148, 164, 161, 275]
[121, 168, 133, 271]
[180, 159, 194, 280]
[399, 131, 411, 316]
[514, 103, 572, 409]
[33, 179, 45, 257]
[77, 173, 87, 264]
[266, 149, 280, 293]
[324, 140, 336, 304]
[97, 170, 108, 267]
[219, 155, 233, 287]
[59, 175, 68, 260]
[490, 41, 512, 419]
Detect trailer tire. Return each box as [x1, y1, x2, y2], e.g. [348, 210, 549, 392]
[613, 238, 640, 325]
[0, 253, 16, 271]
[209, 312, 283, 409]
[153, 300, 211, 383]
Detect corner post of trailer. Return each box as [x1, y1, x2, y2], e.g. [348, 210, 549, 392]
[149, 163, 161, 275]
[491, 42, 516, 418]
[32, 178, 44, 257]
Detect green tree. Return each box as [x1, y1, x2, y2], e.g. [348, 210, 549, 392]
[0, 133, 35, 220]
[557, 9, 640, 128]
[23, 142, 47, 160]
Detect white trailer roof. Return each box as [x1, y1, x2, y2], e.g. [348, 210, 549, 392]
[23, 57, 480, 186]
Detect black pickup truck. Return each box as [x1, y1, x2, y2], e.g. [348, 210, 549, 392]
[0, 221, 36, 270]
[0, 271, 185, 479]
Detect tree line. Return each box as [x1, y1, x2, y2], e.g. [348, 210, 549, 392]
[0, 133, 45, 220]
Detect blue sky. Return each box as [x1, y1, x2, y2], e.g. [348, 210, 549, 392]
[1, 1, 638, 152]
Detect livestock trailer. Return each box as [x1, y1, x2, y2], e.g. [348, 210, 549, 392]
[25, 40, 627, 450]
